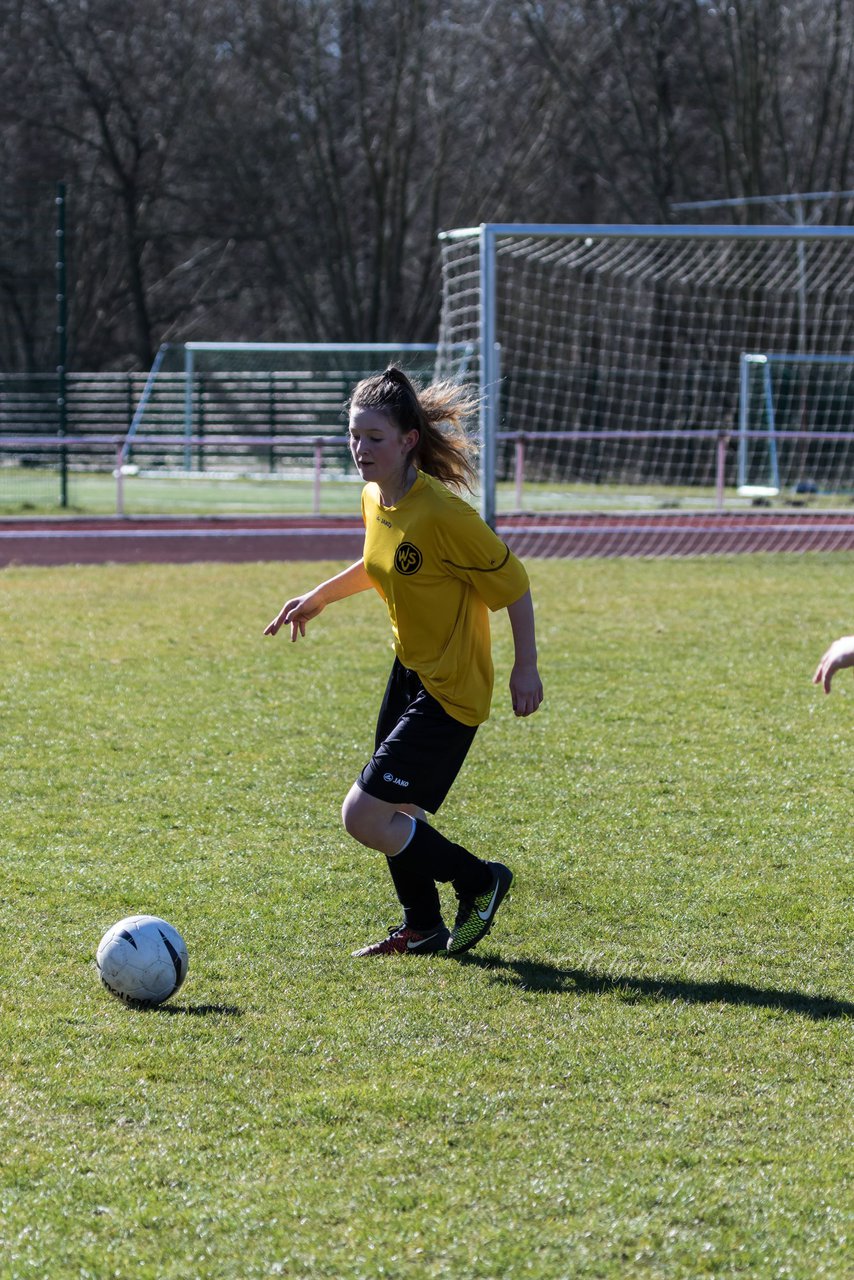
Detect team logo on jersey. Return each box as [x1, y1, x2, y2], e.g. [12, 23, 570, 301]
[394, 542, 422, 575]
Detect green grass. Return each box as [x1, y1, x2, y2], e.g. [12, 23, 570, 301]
[0, 467, 365, 517]
[0, 555, 851, 1279]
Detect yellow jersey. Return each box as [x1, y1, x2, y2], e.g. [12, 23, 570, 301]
[361, 471, 529, 726]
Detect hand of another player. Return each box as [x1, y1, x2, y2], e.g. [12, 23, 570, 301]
[813, 634, 854, 693]
[510, 661, 544, 717]
[264, 590, 326, 642]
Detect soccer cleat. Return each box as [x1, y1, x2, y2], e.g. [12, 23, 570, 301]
[446, 862, 514, 955]
[351, 923, 450, 958]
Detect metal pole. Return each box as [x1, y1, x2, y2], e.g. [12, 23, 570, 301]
[794, 198, 808, 354]
[715, 433, 728, 510]
[479, 225, 498, 529]
[122, 342, 169, 464]
[763, 361, 781, 491]
[183, 344, 194, 471]
[268, 371, 276, 473]
[115, 443, 124, 516]
[55, 182, 68, 507]
[313, 441, 323, 515]
[737, 353, 753, 489]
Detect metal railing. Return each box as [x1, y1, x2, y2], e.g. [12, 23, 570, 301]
[0, 433, 349, 515]
[5, 429, 853, 518]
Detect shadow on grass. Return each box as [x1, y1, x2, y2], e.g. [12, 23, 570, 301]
[463, 954, 853, 1021]
[155, 1002, 243, 1017]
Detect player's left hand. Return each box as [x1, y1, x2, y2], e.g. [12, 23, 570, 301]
[510, 662, 543, 717]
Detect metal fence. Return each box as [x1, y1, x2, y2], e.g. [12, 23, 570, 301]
[0, 354, 439, 514]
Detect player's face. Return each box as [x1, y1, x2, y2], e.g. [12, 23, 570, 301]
[348, 408, 418, 490]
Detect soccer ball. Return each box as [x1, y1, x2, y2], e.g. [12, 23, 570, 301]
[96, 915, 188, 1007]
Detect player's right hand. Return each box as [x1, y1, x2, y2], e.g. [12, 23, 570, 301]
[813, 634, 854, 693]
[264, 592, 325, 641]
[814, 634, 854, 696]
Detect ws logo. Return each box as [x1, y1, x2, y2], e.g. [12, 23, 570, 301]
[394, 542, 422, 575]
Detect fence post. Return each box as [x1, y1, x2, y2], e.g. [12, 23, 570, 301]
[514, 434, 525, 509]
[116, 443, 125, 516]
[197, 382, 205, 472]
[313, 440, 323, 514]
[56, 182, 68, 508]
[183, 345, 194, 470]
[716, 432, 729, 510]
[268, 372, 277, 473]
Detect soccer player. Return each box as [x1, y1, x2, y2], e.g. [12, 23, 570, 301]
[813, 634, 854, 693]
[265, 366, 543, 957]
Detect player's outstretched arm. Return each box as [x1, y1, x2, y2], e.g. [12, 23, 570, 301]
[264, 559, 373, 642]
[506, 589, 544, 717]
[813, 634, 854, 694]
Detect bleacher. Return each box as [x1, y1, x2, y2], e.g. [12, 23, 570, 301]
[0, 369, 355, 474]
[1, 343, 441, 486]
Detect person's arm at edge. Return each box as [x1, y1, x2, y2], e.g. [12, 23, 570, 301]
[813, 634, 854, 694]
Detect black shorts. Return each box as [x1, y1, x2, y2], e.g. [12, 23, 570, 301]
[356, 659, 478, 814]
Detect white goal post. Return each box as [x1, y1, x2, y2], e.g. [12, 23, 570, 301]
[437, 223, 854, 550]
[738, 351, 854, 495]
[179, 342, 439, 458]
[122, 341, 438, 477]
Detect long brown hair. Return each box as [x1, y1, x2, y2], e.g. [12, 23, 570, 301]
[349, 366, 479, 492]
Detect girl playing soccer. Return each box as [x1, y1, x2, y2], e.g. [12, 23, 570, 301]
[265, 367, 543, 956]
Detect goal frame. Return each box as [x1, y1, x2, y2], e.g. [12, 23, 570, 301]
[439, 222, 854, 527]
[738, 351, 854, 494]
[178, 341, 438, 470]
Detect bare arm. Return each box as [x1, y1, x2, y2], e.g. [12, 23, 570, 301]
[264, 559, 373, 641]
[506, 589, 543, 717]
[813, 634, 854, 694]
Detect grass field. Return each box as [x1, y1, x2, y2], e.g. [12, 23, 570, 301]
[1, 554, 852, 1279]
[0, 467, 365, 517]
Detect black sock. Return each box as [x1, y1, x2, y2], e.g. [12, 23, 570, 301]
[406, 819, 492, 897]
[385, 838, 442, 932]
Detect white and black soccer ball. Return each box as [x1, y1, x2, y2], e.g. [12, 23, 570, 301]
[96, 915, 188, 1007]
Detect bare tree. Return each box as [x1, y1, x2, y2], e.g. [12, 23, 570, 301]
[524, 0, 854, 222]
[690, 0, 854, 216]
[521, 1, 702, 221]
[3, 0, 853, 370]
[195, 0, 560, 342]
[2, 0, 221, 368]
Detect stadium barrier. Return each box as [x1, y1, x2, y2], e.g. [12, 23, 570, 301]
[5, 429, 854, 519]
[0, 434, 348, 516]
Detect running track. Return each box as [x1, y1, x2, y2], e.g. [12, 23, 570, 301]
[2, 511, 854, 567]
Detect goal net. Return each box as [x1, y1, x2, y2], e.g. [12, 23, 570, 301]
[119, 342, 438, 516]
[438, 224, 854, 557]
[739, 352, 854, 494]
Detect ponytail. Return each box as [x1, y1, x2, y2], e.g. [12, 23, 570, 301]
[349, 366, 479, 492]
